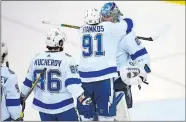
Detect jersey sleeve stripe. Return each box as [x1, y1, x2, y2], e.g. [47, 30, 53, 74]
[33, 97, 74, 109]
[79, 67, 117, 78]
[23, 78, 32, 88]
[123, 18, 133, 34]
[65, 78, 81, 87]
[130, 48, 148, 60]
[6, 99, 20, 106]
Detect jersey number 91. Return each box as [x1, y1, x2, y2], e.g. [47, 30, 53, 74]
[82, 33, 105, 57]
[34, 69, 61, 93]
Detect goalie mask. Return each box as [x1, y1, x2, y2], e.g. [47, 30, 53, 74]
[100, 2, 123, 23]
[1, 42, 8, 65]
[45, 28, 67, 49]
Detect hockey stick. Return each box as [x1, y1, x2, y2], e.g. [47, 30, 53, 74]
[15, 68, 47, 121]
[75, 108, 82, 121]
[23, 68, 47, 102]
[21, 68, 47, 112]
[42, 21, 152, 40]
[42, 20, 169, 41]
[42, 21, 80, 29]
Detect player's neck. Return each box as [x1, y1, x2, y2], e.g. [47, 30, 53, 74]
[102, 17, 114, 22]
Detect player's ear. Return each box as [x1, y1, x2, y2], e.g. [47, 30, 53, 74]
[59, 39, 63, 47]
[59, 40, 63, 51]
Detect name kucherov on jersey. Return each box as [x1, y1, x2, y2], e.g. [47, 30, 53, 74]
[34, 59, 62, 67]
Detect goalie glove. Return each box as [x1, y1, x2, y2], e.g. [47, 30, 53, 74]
[119, 63, 150, 86]
[119, 65, 139, 81]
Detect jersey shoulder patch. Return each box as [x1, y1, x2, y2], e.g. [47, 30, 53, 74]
[65, 53, 72, 57]
[8, 69, 15, 74]
[135, 37, 141, 45]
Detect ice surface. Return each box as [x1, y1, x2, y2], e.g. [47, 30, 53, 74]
[1, 1, 185, 121]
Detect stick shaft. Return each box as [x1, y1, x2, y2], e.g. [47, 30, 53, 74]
[60, 24, 154, 41]
[60, 23, 154, 41]
[42, 21, 168, 41]
[23, 68, 47, 102]
[61, 24, 80, 29]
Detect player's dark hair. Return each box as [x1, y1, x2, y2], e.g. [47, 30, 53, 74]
[1, 53, 7, 63]
[88, 23, 100, 26]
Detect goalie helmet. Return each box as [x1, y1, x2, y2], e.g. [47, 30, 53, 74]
[45, 28, 67, 48]
[84, 8, 101, 25]
[100, 2, 123, 22]
[1, 42, 8, 64]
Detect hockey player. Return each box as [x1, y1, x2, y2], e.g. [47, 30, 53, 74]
[1, 42, 23, 121]
[20, 28, 94, 121]
[104, 4, 151, 121]
[77, 2, 134, 121]
[114, 27, 151, 121]
[78, 2, 151, 121]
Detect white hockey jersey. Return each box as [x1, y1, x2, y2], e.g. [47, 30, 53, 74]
[1, 66, 22, 121]
[116, 31, 151, 71]
[78, 18, 134, 82]
[21, 52, 84, 114]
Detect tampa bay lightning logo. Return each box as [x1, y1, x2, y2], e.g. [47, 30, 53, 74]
[135, 37, 141, 45]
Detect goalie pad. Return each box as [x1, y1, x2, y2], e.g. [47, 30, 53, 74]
[114, 77, 133, 108]
[115, 91, 130, 121]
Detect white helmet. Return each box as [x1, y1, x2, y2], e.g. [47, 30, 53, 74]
[45, 28, 67, 48]
[84, 8, 101, 25]
[1, 42, 8, 64]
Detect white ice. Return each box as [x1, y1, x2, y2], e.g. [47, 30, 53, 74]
[1, 1, 185, 121]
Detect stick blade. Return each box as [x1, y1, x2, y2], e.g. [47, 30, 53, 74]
[42, 20, 50, 24]
[151, 24, 170, 41]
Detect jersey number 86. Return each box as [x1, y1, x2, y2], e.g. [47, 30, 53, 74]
[34, 69, 62, 93]
[33, 65, 78, 93]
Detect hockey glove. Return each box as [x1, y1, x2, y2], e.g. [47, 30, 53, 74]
[77, 93, 95, 119]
